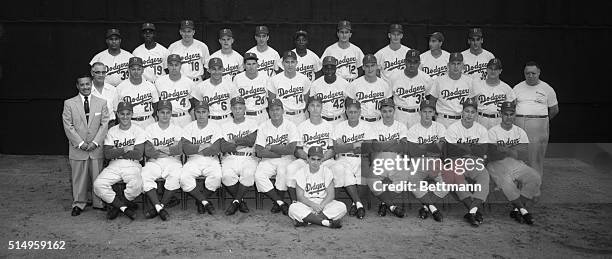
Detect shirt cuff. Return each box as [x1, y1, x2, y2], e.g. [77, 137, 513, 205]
[78, 141, 85, 148]
[92, 141, 99, 147]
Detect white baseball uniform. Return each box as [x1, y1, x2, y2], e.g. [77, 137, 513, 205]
[168, 39, 210, 82]
[268, 72, 311, 125]
[141, 123, 184, 193]
[289, 49, 322, 82]
[322, 43, 364, 82]
[330, 120, 375, 187]
[430, 74, 476, 128]
[209, 50, 244, 81]
[346, 76, 392, 122]
[371, 120, 408, 142]
[155, 75, 196, 127]
[286, 119, 335, 188]
[91, 82, 118, 121]
[288, 166, 347, 222]
[419, 50, 450, 79]
[93, 124, 145, 203]
[389, 70, 434, 128]
[132, 43, 170, 83]
[192, 79, 239, 125]
[115, 79, 159, 128]
[309, 76, 350, 123]
[461, 49, 495, 81]
[473, 79, 516, 129]
[221, 118, 260, 187]
[90, 49, 134, 87]
[233, 72, 272, 124]
[254, 119, 300, 193]
[406, 121, 448, 198]
[247, 46, 280, 77]
[180, 121, 224, 192]
[374, 44, 410, 82]
[368, 120, 411, 195]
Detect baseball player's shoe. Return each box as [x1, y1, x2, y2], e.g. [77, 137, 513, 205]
[158, 208, 169, 221]
[203, 203, 215, 215]
[378, 203, 388, 217]
[107, 207, 120, 220]
[349, 204, 357, 216]
[522, 213, 535, 225]
[390, 206, 405, 218]
[225, 201, 240, 216]
[71, 207, 82, 216]
[271, 203, 282, 214]
[510, 210, 525, 224]
[123, 207, 136, 220]
[475, 211, 484, 224]
[418, 207, 429, 219]
[280, 202, 289, 215]
[464, 213, 479, 227]
[144, 208, 158, 219]
[293, 219, 308, 227]
[239, 200, 250, 213]
[356, 207, 365, 219]
[328, 219, 342, 229]
[432, 210, 443, 222]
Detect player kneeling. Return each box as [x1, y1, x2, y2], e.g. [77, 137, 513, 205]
[289, 146, 347, 228]
[94, 102, 144, 220]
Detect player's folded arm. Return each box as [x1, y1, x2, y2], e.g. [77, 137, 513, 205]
[294, 146, 308, 160]
[254, 145, 282, 158]
[124, 144, 145, 161]
[168, 139, 184, 156]
[103, 145, 125, 160]
[144, 141, 160, 159]
[446, 143, 471, 158]
[233, 131, 257, 147]
[199, 139, 222, 157]
[470, 143, 488, 158]
[320, 179, 336, 207]
[219, 138, 238, 153]
[181, 139, 200, 156]
[269, 142, 297, 156]
[333, 139, 354, 154]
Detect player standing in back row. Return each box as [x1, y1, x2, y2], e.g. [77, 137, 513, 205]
[168, 20, 210, 82]
[375, 24, 410, 82]
[132, 23, 169, 84]
[247, 25, 280, 77]
[420, 32, 450, 79]
[209, 28, 244, 81]
[286, 30, 322, 82]
[90, 28, 133, 87]
[322, 20, 364, 82]
[461, 28, 495, 81]
[472, 58, 515, 129]
[268, 50, 311, 125]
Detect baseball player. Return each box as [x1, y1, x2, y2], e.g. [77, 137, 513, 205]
[364, 98, 409, 218]
[444, 98, 490, 227]
[309, 56, 350, 124]
[513, 61, 559, 176]
[419, 32, 450, 79]
[289, 146, 346, 228]
[473, 58, 516, 129]
[220, 97, 259, 215]
[281, 30, 322, 82]
[430, 52, 476, 128]
[374, 24, 411, 82]
[329, 99, 372, 219]
[286, 96, 335, 203]
[115, 57, 160, 129]
[322, 20, 365, 82]
[90, 28, 134, 87]
[180, 100, 224, 215]
[90, 62, 118, 124]
[209, 28, 244, 81]
[141, 100, 185, 221]
[253, 98, 299, 215]
[346, 54, 392, 124]
[487, 102, 541, 225]
[268, 50, 311, 125]
[132, 23, 169, 83]
[462, 28, 495, 81]
[93, 101, 144, 220]
[405, 99, 448, 222]
[155, 54, 195, 127]
[168, 20, 210, 82]
[247, 25, 280, 77]
[192, 57, 238, 126]
[233, 52, 272, 124]
[389, 49, 434, 129]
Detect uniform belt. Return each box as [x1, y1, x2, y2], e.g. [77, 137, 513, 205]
[246, 110, 265, 116]
[439, 113, 461, 119]
[397, 106, 420, 113]
[322, 115, 343, 121]
[131, 115, 151, 121]
[360, 116, 381, 122]
[339, 153, 361, 158]
[192, 77, 201, 82]
[225, 151, 253, 157]
[478, 112, 499, 118]
[209, 114, 229, 120]
[285, 110, 304, 115]
[516, 114, 548, 118]
[172, 112, 187, 117]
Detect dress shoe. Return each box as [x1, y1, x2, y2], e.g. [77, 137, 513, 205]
[356, 207, 365, 219]
[349, 204, 357, 216]
[225, 201, 239, 216]
[464, 213, 479, 227]
[239, 200, 250, 213]
[158, 208, 169, 221]
[378, 203, 388, 217]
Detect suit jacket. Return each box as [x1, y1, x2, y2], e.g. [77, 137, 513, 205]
[62, 94, 109, 160]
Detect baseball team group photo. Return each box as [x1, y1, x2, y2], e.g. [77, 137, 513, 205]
[1, 1, 611, 258]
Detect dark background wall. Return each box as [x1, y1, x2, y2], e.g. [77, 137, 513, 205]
[1, 0, 611, 155]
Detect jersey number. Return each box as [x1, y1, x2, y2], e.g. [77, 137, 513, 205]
[306, 71, 314, 81]
[254, 95, 265, 105]
[154, 65, 163, 75]
[190, 61, 200, 72]
[332, 98, 344, 109]
[221, 101, 227, 110]
[180, 98, 187, 107]
[143, 102, 153, 112]
[120, 70, 129, 80]
[349, 64, 356, 75]
[294, 94, 304, 104]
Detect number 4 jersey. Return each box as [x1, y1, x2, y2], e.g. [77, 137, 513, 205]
[155, 75, 196, 115]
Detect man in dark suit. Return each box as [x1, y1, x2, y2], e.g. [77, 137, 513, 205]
[62, 74, 110, 216]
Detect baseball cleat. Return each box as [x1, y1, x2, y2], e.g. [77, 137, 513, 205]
[239, 200, 250, 213]
[71, 207, 82, 217]
[225, 201, 240, 216]
[475, 211, 483, 224]
[418, 207, 429, 219]
[510, 210, 524, 224]
[390, 206, 405, 218]
[464, 213, 479, 227]
[522, 213, 535, 225]
[107, 207, 120, 220]
[432, 210, 443, 222]
[349, 204, 357, 216]
[203, 203, 215, 215]
[123, 207, 136, 220]
[271, 203, 282, 213]
[280, 202, 289, 215]
[328, 219, 342, 229]
[293, 219, 308, 227]
[356, 207, 365, 219]
[144, 208, 158, 219]
[378, 203, 388, 217]
[196, 201, 206, 214]
[158, 208, 169, 221]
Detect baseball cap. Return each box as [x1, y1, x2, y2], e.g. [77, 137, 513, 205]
[379, 98, 395, 109]
[500, 102, 516, 113]
[219, 28, 233, 38]
[308, 146, 324, 158]
[405, 49, 420, 62]
[157, 99, 172, 111]
[230, 96, 246, 106]
[255, 25, 269, 35]
[193, 100, 209, 110]
[420, 99, 436, 110]
[389, 24, 403, 33]
[180, 20, 195, 30]
[322, 56, 337, 66]
[449, 52, 463, 62]
[468, 27, 483, 38]
[106, 28, 121, 38]
[141, 23, 156, 31]
[345, 99, 361, 109]
[363, 54, 377, 65]
[208, 57, 223, 68]
[462, 97, 478, 110]
[337, 20, 352, 31]
[429, 32, 444, 42]
[116, 101, 133, 112]
[128, 57, 144, 67]
[282, 50, 297, 60]
[244, 52, 258, 61]
[295, 30, 308, 39]
[309, 95, 323, 105]
[487, 58, 502, 70]
[269, 98, 284, 109]
[167, 54, 182, 63]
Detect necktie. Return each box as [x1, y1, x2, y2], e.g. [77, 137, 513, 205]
[84, 96, 90, 123]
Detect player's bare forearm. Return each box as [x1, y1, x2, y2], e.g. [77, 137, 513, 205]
[320, 182, 335, 207]
[255, 145, 282, 158]
[103, 145, 125, 160]
[549, 105, 559, 119]
[233, 132, 257, 147]
[296, 187, 318, 208]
